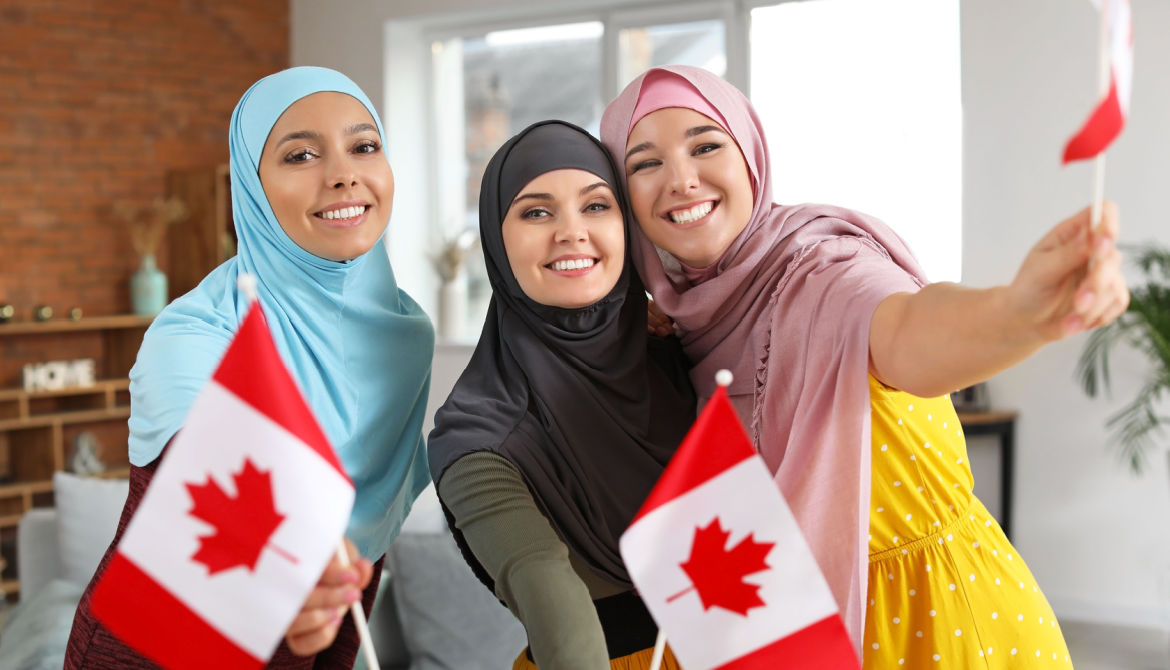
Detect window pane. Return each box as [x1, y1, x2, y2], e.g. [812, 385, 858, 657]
[618, 20, 726, 91]
[432, 23, 604, 339]
[750, 0, 962, 282]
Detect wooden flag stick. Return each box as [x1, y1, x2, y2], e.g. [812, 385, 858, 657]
[1090, 0, 1112, 231]
[335, 541, 380, 670]
[648, 630, 668, 670]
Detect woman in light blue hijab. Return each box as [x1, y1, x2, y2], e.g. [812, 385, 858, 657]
[65, 66, 434, 668]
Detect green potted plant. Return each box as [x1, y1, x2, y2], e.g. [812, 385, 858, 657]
[1077, 243, 1170, 472]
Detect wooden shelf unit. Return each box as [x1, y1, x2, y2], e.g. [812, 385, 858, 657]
[0, 315, 150, 596]
[166, 164, 234, 301]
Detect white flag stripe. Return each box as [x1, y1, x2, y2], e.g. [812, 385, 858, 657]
[119, 381, 354, 659]
[1110, 0, 1132, 110]
[1088, 0, 1132, 107]
[621, 458, 837, 669]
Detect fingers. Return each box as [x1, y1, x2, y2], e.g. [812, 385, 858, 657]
[646, 299, 675, 337]
[300, 577, 363, 611]
[284, 538, 367, 657]
[355, 556, 374, 590]
[1064, 234, 1129, 335]
[320, 544, 363, 587]
[1074, 237, 1129, 331]
[1092, 199, 1120, 240]
[285, 606, 346, 656]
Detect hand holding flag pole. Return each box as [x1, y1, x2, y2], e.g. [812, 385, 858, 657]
[91, 273, 366, 669]
[237, 275, 380, 670]
[333, 541, 379, 670]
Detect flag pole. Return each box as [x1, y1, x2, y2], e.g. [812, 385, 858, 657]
[647, 369, 733, 670]
[648, 630, 667, 670]
[1090, 0, 1112, 231]
[334, 541, 380, 670]
[237, 274, 380, 669]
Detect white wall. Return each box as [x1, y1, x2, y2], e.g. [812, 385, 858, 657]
[291, 0, 1170, 631]
[962, 0, 1170, 630]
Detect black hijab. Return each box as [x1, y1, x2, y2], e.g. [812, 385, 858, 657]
[427, 121, 696, 586]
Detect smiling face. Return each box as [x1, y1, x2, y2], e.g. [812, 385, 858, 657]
[257, 91, 393, 262]
[500, 168, 625, 309]
[623, 107, 755, 268]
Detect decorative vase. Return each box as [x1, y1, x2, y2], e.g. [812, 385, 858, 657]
[131, 253, 168, 316]
[439, 271, 468, 341]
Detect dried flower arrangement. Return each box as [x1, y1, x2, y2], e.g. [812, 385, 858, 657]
[433, 228, 480, 283]
[113, 197, 189, 256]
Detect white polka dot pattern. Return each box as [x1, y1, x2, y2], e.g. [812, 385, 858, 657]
[863, 376, 1070, 667]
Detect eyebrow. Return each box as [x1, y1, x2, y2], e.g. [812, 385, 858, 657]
[624, 124, 727, 161]
[273, 122, 379, 147]
[510, 181, 610, 207]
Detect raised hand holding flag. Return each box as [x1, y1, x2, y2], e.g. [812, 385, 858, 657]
[623, 371, 859, 670]
[91, 276, 372, 670]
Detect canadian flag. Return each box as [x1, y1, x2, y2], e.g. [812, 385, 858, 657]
[620, 384, 859, 670]
[1063, 0, 1133, 163]
[92, 301, 355, 669]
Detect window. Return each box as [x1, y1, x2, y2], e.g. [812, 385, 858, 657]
[428, 12, 726, 339]
[617, 19, 726, 90]
[416, 1, 960, 339]
[750, 0, 962, 282]
[431, 22, 606, 338]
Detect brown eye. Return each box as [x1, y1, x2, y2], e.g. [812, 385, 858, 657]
[284, 149, 317, 163]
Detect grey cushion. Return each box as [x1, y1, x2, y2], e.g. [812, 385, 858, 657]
[52, 472, 128, 589]
[0, 579, 83, 670]
[386, 532, 526, 669]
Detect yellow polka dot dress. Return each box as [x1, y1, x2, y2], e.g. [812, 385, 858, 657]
[863, 376, 1071, 668]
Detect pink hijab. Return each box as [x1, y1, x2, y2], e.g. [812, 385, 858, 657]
[601, 65, 928, 653]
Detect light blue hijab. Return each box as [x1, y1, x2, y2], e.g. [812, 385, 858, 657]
[128, 66, 435, 559]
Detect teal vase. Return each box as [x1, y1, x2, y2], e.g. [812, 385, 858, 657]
[131, 254, 168, 316]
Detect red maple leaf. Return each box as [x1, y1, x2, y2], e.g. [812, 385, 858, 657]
[185, 458, 294, 575]
[668, 517, 775, 616]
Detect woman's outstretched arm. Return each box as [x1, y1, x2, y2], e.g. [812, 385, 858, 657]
[869, 201, 1128, 398]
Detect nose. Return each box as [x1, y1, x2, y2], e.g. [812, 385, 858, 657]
[327, 154, 358, 189]
[554, 213, 588, 244]
[667, 158, 700, 194]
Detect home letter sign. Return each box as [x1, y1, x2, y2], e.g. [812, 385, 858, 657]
[22, 358, 96, 392]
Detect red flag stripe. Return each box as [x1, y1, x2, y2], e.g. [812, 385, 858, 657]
[213, 304, 348, 481]
[1062, 76, 1125, 164]
[631, 387, 755, 524]
[91, 553, 263, 670]
[713, 615, 858, 670]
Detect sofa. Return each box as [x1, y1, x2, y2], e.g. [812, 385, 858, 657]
[0, 344, 529, 669]
[0, 472, 527, 669]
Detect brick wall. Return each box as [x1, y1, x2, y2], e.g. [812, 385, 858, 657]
[0, 1, 288, 322]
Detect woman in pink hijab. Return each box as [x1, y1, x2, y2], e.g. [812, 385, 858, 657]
[601, 65, 1128, 667]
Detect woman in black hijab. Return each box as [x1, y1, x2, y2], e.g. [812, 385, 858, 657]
[428, 120, 695, 669]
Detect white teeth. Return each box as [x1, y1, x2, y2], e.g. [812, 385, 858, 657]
[322, 205, 364, 220]
[668, 201, 713, 224]
[550, 258, 596, 271]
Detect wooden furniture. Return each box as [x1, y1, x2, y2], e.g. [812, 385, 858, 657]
[957, 409, 1018, 540]
[166, 164, 234, 300]
[0, 315, 150, 597]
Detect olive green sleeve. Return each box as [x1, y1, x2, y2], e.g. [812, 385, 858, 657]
[438, 451, 609, 669]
